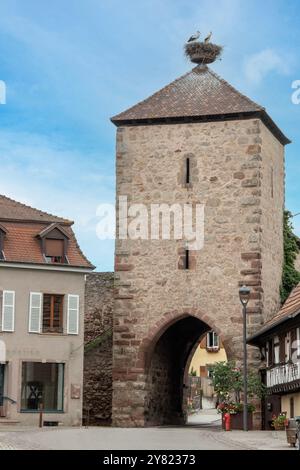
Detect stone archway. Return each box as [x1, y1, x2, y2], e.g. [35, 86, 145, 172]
[112, 309, 236, 427]
[139, 311, 233, 427]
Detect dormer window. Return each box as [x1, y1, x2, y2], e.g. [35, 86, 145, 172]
[38, 223, 69, 265]
[0, 224, 7, 260]
[45, 238, 64, 264]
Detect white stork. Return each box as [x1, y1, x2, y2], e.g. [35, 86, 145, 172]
[204, 32, 212, 43]
[187, 31, 200, 43]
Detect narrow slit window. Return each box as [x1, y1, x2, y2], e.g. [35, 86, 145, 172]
[271, 168, 274, 198]
[186, 157, 190, 184]
[185, 249, 189, 270]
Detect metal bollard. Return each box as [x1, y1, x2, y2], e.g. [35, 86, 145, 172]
[39, 402, 44, 428]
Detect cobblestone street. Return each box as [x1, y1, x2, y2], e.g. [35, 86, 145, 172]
[0, 425, 292, 451]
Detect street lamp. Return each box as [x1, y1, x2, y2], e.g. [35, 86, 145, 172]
[239, 285, 251, 431]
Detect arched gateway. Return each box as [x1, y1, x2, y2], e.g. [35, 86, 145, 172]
[111, 45, 288, 427]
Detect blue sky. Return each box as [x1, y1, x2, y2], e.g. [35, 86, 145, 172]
[0, 0, 300, 271]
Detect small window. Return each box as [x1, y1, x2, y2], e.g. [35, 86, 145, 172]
[271, 168, 274, 198]
[185, 249, 189, 270]
[21, 362, 64, 412]
[274, 336, 280, 364]
[285, 332, 291, 362]
[44, 239, 64, 264]
[186, 157, 190, 184]
[207, 331, 219, 350]
[42, 294, 64, 334]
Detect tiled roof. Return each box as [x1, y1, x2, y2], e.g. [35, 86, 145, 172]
[0, 194, 72, 224]
[248, 283, 300, 342]
[111, 65, 290, 145]
[1, 222, 93, 268]
[112, 66, 262, 122]
[0, 195, 94, 269]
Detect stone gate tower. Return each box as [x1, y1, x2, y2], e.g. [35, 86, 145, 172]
[110, 44, 289, 427]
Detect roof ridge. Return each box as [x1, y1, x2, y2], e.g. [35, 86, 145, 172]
[0, 194, 73, 225]
[206, 67, 264, 111]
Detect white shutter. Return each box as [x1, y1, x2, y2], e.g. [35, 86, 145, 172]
[29, 292, 42, 333]
[297, 328, 300, 357]
[67, 295, 79, 335]
[2, 290, 15, 332]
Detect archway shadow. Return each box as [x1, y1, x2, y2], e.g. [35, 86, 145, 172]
[144, 315, 215, 426]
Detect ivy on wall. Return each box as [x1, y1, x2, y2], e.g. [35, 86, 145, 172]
[280, 210, 300, 304]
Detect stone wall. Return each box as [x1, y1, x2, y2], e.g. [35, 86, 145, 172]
[260, 122, 285, 322]
[113, 118, 285, 427]
[83, 272, 114, 425]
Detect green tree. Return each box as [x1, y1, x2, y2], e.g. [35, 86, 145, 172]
[208, 361, 265, 403]
[280, 210, 300, 303]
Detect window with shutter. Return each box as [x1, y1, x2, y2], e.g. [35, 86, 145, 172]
[67, 295, 79, 335]
[45, 239, 64, 264]
[274, 336, 280, 364]
[42, 294, 64, 333]
[1, 290, 15, 332]
[29, 292, 42, 333]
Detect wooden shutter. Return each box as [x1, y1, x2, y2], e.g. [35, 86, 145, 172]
[29, 292, 42, 333]
[2, 290, 15, 332]
[67, 295, 79, 335]
[45, 239, 64, 257]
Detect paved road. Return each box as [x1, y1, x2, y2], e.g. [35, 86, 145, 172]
[0, 426, 249, 450]
[0, 410, 290, 450]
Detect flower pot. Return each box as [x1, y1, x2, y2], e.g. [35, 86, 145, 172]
[222, 411, 253, 430]
[273, 422, 285, 431]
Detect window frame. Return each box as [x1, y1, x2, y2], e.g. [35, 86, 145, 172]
[206, 331, 219, 350]
[42, 293, 64, 334]
[20, 361, 65, 413]
[274, 335, 280, 364]
[285, 331, 291, 362]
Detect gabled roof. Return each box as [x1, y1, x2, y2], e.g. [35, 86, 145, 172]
[248, 283, 300, 344]
[0, 195, 94, 269]
[0, 194, 72, 224]
[38, 223, 70, 239]
[111, 65, 290, 145]
[0, 221, 94, 269]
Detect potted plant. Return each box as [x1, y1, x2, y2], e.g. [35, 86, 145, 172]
[272, 413, 287, 431]
[209, 361, 266, 430]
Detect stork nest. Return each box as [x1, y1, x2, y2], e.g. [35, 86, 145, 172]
[184, 42, 223, 65]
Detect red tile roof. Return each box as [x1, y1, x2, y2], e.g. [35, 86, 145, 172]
[0, 194, 72, 224]
[0, 195, 94, 269]
[248, 283, 300, 343]
[111, 65, 290, 145]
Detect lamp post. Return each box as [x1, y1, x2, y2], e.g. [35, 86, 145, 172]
[239, 285, 251, 431]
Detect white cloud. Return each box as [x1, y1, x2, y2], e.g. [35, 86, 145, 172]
[0, 129, 114, 269]
[244, 49, 291, 85]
